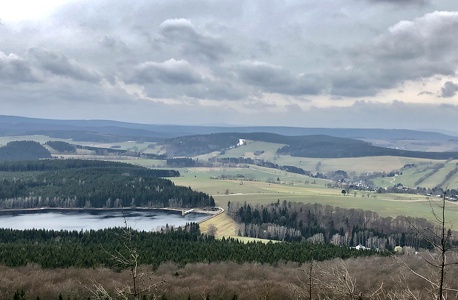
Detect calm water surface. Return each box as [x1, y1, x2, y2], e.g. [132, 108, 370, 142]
[0, 210, 208, 231]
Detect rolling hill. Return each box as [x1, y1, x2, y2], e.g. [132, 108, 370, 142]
[161, 132, 458, 160]
[2, 115, 458, 149]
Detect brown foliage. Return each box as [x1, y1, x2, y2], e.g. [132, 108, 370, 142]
[0, 255, 457, 299]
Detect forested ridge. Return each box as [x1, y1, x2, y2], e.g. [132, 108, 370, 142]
[0, 141, 52, 161]
[45, 141, 77, 153]
[0, 160, 214, 208]
[162, 132, 458, 159]
[0, 225, 380, 269]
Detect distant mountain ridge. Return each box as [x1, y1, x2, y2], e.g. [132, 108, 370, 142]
[1, 115, 457, 143]
[162, 132, 458, 159]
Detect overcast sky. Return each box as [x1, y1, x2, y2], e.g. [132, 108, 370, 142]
[1, 0, 458, 131]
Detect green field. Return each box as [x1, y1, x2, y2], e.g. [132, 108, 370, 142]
[221, 140, 285, 160]
[274, 155, 441, 173]
[171, 167, 458, 223]
[171, 166, 329, 195]
[3, 134, 458, 223]
[372, 160, 458, 189]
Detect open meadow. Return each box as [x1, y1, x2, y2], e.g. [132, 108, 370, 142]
[372, 159, 458, 189]
[171, 166, 458, 224]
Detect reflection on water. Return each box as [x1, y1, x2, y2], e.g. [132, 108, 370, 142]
[0, 210, 208, 231]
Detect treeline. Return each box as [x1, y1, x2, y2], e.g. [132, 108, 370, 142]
[163, 133, 240, 157]
[45, 141, 77, 153]
[0, 160, 213, 208]
[0, 141, 51, 161]
[75, 144, 166, 159]
[166, 157, 196, 167]
[30, 129, 162, 143]
[229, 201, 448, 250]
[277, 136, 458, 159]
[215, 157, 309, 175]
[46, 140, 166, 159]
[413, 163, 445, 186]
[0, 226, 380, 269]
[435, 163, 458, 188]
[0, 159, 179, 176]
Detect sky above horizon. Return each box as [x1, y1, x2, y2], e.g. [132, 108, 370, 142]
[1, 0, 458, 131]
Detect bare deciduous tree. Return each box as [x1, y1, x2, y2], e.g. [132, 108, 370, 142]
[396, 192, 458, 300]
[315, 259, 383, 300]
[85, 218, 164, 300]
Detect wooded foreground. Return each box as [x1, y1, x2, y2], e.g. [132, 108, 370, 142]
[1, 255, 458, 300]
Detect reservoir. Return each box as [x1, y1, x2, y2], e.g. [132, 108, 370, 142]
[0, 209, 209, 231]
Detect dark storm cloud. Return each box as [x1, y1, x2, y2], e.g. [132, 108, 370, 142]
[128, 59, 203, 85]
[28, 47, 101, 82]
[440, 81, 458, 98]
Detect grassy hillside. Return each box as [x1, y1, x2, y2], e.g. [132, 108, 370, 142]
[162, 132, 458, 159]
[371, 160, 458, 189]
[170, 166, 458, 223]
[220, 140, 286, 160]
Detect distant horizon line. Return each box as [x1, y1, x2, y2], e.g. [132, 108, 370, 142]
[1, 114, 456, 135]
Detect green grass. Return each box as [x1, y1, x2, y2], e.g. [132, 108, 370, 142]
[171, 166, 329, 195]
[170, 166, 458, 224]
[421, 163, 452, 188]
[213, 189, 458, 223]
[275, 156, 439, 173]
[114, 158, 167, 168]
[372, 160, 458, 189]
[220, 140, 285, 161]
[446, 170, 458, 189]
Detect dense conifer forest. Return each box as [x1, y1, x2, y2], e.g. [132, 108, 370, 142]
[45, 141, 77, 153]
[0, 160, 214, 208]
[0, 225, 380, 269]
[0, 141, 52, 161]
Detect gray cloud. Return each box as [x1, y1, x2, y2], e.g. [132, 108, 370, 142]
[2, 0, 458, 130]
[128, 58, 203, 85]
[234, 61, 323, 95]
[366, 0, 428, 4]
[0, 51, 39, 83]
[418, 91, 434, 96]
[186, 80, 246, 100]
[234, 61, 292, 88]
[28, 47, 101, 82]
[99, 36, 130, 53]
[329, 11, 458, 97]
[158, 18, 231, 63]
[440, 81, 458, 98]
